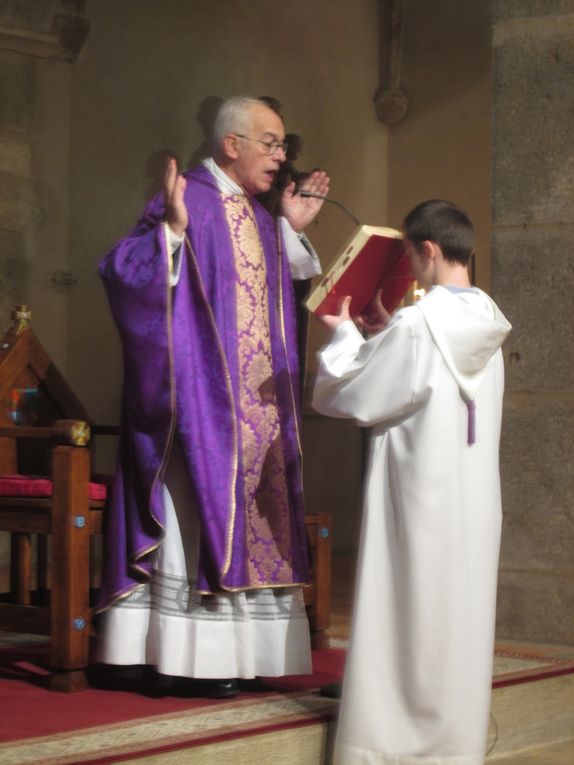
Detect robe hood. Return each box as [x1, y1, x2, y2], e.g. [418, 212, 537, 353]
[416, 285, 511, 404]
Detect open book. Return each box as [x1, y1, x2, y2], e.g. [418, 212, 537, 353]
[305, 225, 414, 318]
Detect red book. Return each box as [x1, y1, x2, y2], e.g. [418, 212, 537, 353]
[305, 225, 414, 318]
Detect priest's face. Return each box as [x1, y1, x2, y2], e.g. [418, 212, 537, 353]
[227, 103, 287, 195]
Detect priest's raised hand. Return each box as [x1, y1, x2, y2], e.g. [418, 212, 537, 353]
[164, 157, 188, 237]
[281, 169, 330, 233]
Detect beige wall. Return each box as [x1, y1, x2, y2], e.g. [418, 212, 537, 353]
[0, 50, 71, 372]
[387, 0, 492, 291]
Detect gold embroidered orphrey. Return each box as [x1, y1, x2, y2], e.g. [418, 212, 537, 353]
[223, 194, 294, 586]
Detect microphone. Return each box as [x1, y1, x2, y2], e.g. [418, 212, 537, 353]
[299, 190, 361, 227]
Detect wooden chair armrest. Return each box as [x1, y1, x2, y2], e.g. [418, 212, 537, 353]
[0, 419, 90, 446]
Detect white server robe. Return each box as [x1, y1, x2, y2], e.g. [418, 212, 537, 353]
[312, 286, 511, 765]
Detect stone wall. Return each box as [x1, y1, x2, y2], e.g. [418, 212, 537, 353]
[492, 0, 574, 644]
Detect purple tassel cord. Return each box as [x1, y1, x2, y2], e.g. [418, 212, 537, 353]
[467, 400, 476, 445]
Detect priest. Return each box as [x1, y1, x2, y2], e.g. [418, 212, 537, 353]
[313, 200, 511, 764]
[96, 96, 329, 697]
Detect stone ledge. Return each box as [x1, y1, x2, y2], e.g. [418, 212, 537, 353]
[0, 12, 88, 61]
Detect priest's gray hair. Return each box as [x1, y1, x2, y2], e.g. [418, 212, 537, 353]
[212, 96, 263, 154]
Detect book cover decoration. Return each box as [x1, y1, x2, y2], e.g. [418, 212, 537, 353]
[305, 225, 414, 318]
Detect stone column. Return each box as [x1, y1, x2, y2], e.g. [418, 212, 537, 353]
[492, 0, 574, 643]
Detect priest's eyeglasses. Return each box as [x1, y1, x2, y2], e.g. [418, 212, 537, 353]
[235, 134, 288, 155]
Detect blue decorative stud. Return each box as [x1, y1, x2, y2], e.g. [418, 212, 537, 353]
[319, 527, 330, 539]
[73, 618, 86, 631]
[74, 515, 86, 528]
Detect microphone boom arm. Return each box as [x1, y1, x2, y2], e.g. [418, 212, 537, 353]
[299, 191, 361, 227]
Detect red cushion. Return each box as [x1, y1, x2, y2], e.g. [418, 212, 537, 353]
[0, 474, 107, 501]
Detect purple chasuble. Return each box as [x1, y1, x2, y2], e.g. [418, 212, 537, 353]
[97, 165, 310, 608]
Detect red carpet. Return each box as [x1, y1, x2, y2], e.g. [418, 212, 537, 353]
[0, 640, 345, 744]
[2, 638, 574, 763]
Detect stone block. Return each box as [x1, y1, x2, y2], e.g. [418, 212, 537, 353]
[499, 395, 574, 572]
[496, 569, 574, 644]
[491, 226, 574, 390]
[492, 15, 574, 225]
[0, 52, 36, 129]
[495, 0, 574, 22]
[491, 675, 574, 756]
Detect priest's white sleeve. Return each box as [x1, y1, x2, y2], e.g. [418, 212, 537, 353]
[312, 311, 421, 427]
[280, 217, 321, 280]
[163, 223, 184, 286]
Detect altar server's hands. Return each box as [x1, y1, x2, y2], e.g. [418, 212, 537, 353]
[318, 290, 391, 335]
[356, 289, 391, 334]
[164, 158, 188, 236]
[317, 296, 353, 331]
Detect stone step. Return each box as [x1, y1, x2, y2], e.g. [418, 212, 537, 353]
[488, 671, 574, 761]
[96, 668, 573, 764]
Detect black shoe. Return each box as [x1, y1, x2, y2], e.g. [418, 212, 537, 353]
[172, 677, 239, 699]
[199, 678, 239, 699]
[319, 682, 342, 698]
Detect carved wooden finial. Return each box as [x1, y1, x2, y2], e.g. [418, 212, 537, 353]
[11, 305, 32, 335]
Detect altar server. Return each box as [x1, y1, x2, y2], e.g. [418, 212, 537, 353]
[313, 199, 511, 764]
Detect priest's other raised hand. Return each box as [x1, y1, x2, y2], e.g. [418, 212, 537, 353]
[282, 170, 330, 233]
[164, 157, 188, 237]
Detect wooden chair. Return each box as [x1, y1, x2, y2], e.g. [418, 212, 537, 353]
[0, 306, 107, 691]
